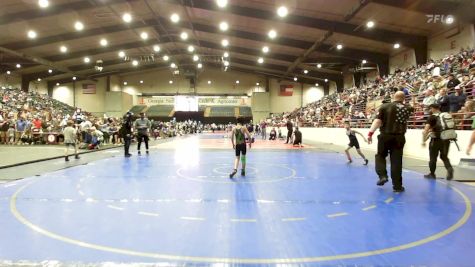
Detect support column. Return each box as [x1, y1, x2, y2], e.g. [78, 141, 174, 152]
[323, 83, 330, 96]
[20, 75, 31, 92]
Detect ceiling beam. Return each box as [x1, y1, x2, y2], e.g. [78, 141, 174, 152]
[1, 18, 160, 50]
[282, 0, 369, 80]
[0, 0, 140, 26]
[5, 15, 385, 67]
[26, 37, 343, 81]
[178, 0, 426, 47]
[0, 46, 92, 84]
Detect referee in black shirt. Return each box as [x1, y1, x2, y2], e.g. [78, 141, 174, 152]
[368, 91, 414, 192]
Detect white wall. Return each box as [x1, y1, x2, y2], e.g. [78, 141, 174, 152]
[269, 79, 303, 114]
[52, 77, 107, 115]
[300, 127, 474, 164]
[389, 48, 417, 74]
[302, 85, 324, 106]
[428, 24, 475, 60]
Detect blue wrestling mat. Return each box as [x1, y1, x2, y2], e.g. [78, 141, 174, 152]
[0, 138, 474, 266]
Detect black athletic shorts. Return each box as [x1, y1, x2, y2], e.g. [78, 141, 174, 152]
[348, 139, 360, 149]
[137, 133, 149, 142]
[235, 143, 247, 156]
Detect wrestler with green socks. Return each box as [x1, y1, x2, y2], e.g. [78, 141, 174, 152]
[230, 117, 252, 178]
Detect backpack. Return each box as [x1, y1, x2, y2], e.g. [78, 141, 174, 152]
[436, 112, 457, 140]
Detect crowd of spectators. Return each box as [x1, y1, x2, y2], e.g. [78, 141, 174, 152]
[0, 88, 199, 147]
[269, 48, 475, 130]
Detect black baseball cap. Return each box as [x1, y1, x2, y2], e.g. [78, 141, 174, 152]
[429, 103, 441, 109]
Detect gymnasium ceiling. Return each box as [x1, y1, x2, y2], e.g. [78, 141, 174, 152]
[0, 0, 474, 87]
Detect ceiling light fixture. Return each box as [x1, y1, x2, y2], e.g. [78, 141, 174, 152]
[236, 80, 240, 84]
[257, 57, 264, 64]
[188, 45, 195, 52]
[169, 80, 173, 84]
[325, 79, 328, 82]
[268, 29, 277, 39]
[317, 64, 322, 68]
[72, 76, 77, 80]
[163, 55, 169, 61]
[38, 0, 49, 8]
[219, 21, 229, 31]
[208, 80, 211, 84]
[193, 55, 199, 61]
[221, 39, 229, 47]
[277, 6, 288, 17]
[118, 51, 126, 58]
[48, 69, 52, 73]
[256, 82, 260, 86]
[197, 63, 203, 69]
[445, 15, 454, 24]
[74, 21, 84, 31]
[84, 57, 90, 63]
[216, 0, 228, 8]
[153, 45, 160, 52]
[315, 83, 319, 86]
[170, 13, 180, 23]
[223, 52, 229, 58]
[366, 20, 375, 28]
[336, 44, 343, 50]
[16, 64, 21, 68]
[140, 32, 149, 40]
[171, 63, 177, 68]
[60, 45, 68, 53]
[132, 60, 139, 66]
[122, 13, 132, 23]
[6, 71, 11, 75]
[394, 43, 400, 49]
[37, 78, 41, 82]
[27, 30, 37, 39]
[140, 80, 144, 84]
[262, 46, 269, 53]
[294, 77, 298, 81]
[100, 38, 108, 47]
[223, 61, 230, 67]
[362, 59, 367, 64]
[123, 82, 128, 85]
[180, 32, 188, 40]
[56, 83, 60, 86]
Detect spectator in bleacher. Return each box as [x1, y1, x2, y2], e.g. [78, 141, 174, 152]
[446, 73, 461, 89]
[449, 86, 467, 113]
[89, 127, 104, 149]
[436, 88, 450, 112]
[422, 89, 436, 115]
[80, 118, 92, 143]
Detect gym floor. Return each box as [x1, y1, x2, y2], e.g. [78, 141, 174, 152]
[0, 133, 474, 266]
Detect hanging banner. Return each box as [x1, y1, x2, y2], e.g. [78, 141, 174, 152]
[139, 96, 250, 106]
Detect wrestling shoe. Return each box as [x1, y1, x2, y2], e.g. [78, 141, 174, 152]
[364, 159, 369, 165]
[424, 173, 436, 179]
[146, 150, 149, 155]
[447, 168, 454, 180]
[138, 151, 141, 155]
[393, 186, 405, 193]
[65, 156, 69, 162]
[229, 169, 237, 178]
[241, 169, 245, 176]
[75, 155, 80, 160]
[376, 176, 388, 186]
